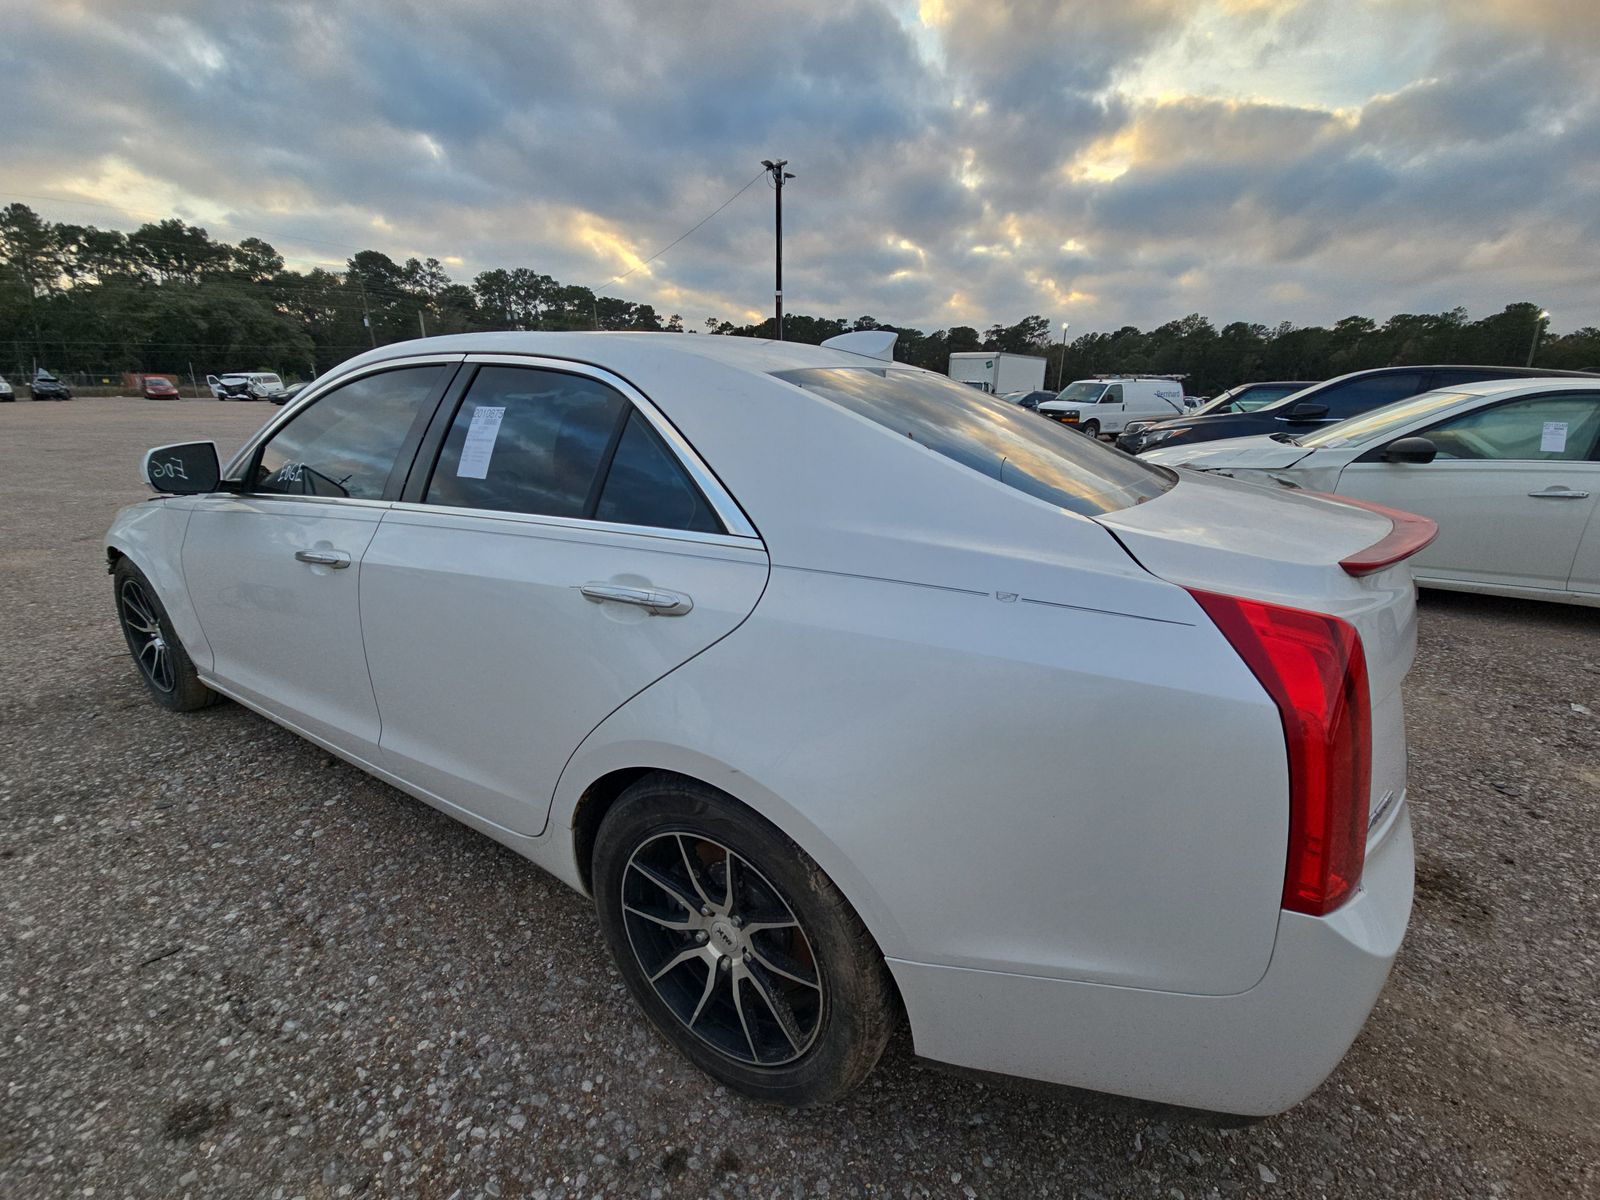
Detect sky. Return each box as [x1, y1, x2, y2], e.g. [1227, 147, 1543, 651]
[2, 0, 1597, 335]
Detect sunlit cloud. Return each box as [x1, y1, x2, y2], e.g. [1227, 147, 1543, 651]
[0, 0, 1595, 336]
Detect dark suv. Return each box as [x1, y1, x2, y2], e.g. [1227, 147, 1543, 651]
[1120, 365, 1597, 454]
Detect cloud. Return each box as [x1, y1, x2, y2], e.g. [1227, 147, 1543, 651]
[1, 0, 1597, 336]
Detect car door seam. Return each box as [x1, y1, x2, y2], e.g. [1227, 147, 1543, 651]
[544, 551, 775, 838]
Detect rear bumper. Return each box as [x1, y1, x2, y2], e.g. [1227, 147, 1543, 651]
[888, 804, 1413, 1116]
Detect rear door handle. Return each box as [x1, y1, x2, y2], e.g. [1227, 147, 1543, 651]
[1527, 488, 1591, 499]
[580, 583, 693, 616]
[294, 548, 351, 568]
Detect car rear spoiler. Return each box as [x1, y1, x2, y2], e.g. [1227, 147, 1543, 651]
[1307, 492, 1439, 577]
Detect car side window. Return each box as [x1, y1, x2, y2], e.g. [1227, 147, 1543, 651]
[1422, 393, 1600, 462]
[427, 366, 625, 517]
[595, 411, 723, 532]
[1102, 384, 1123, 404]
[254, 365, 447, 498]
[1319, 373, 1427, 418]
[424, 366, 723, 532]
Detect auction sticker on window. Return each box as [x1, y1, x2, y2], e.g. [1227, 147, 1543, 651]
[457, 405, 506, 479]
[1540, 421, 1568, 453]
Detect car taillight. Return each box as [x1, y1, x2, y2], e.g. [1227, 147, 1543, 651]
[1187, 589, 1371, 917]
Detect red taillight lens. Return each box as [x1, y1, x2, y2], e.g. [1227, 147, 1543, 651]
[1188, 589, 1372, 916]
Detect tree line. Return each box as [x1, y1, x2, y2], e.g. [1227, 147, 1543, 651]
[2, 202, 1594, 395]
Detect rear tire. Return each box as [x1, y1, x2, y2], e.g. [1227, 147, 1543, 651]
[593, 773, 896, 1106]
[113, 559, 221, 712]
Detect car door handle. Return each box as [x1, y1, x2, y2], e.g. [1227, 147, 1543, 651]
[1527, 488, 1590, 499]
[294, 548, 352, 568]
[580, 583, 693, 616]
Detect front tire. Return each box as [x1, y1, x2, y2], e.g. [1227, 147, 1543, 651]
[1080, 419, 1100, 438]
[113, 559, 221, 712]
[593, 774, 895, 1106]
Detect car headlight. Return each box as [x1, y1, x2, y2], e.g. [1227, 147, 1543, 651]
[1138, 427, 1189, 446]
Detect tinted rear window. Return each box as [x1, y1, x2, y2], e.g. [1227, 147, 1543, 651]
[774, 368, 1174, 516]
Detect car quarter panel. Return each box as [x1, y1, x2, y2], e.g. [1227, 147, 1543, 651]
[551, 563, 1291, 997]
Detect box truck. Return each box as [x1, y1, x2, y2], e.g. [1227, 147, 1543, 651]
[948, 352, 1047, 395]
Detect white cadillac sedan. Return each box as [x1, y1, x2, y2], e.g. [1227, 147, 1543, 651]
[1146, 378, 1600, 607]
[107, 331, 1432, 1115]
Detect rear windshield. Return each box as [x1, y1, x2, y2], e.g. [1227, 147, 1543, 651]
[774, 368, 1174, 516]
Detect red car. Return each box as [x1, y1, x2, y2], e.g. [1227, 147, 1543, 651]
[141, 377, 180, 400]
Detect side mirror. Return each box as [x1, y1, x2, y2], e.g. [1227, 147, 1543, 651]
[143, 441, 221, 494]
[1285, 401, 1330, 422]
[1383, 436, 1437, 465]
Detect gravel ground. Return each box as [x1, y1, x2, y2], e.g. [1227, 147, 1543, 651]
[2, 396, 1597, 1200]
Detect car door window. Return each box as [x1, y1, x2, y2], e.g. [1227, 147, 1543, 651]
[595, 410, 722, 532]
[424, 366, 723, 532]
[1422, 393, 1600, 461]
[426, 366, 625, 517]
[1317, 372, 1428, 418]
[254, 364, 447, 498]
[1101, 384, 1123, 404]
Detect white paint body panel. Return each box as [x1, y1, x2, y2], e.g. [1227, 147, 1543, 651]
[359, 506, 769, 836]
[105, 331, 1422, 1115]
[180, 496, 388, 756]
[947, 351, 1046, 394]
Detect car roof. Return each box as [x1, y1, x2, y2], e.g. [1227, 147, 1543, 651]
[325, 330, 922, 382]
[1445, 377, 1600, 398]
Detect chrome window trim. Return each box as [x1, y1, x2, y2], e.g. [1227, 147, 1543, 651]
[384, 500, 765, 552]
[457, 352, 759, 540]
[222, 354, 467, 478]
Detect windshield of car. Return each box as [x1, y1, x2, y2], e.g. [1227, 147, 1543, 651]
[1054, 381, 1107, 405]
[774, 368, 1174, 516]
[1296, 390, 1477, 449]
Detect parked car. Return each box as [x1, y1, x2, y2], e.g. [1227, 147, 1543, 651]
[1146, 378, 1600, 606]
[207, 371, 285, 400]
[0, 375, 13, 402]
[141, 376, 180, 400]
[28, 370, 73, 401]
[1120, 382, 1317, 450]
[269, 381, 308, 407]
[1037, 376, 1187, 438]
[999, 388, 1055, 411]
[107, 331, 1429, 1115]
[1119, 365, 1596, 454]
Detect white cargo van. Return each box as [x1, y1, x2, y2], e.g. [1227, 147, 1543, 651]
[1037, 376, 1187, 437]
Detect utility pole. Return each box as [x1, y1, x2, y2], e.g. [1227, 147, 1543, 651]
[1526, 308, 1549, 367]
[418, 309, 428, 338]
[356, 274, 377, 347]
[1053, 322, 1072, 391]
[762, 159, 795, 339]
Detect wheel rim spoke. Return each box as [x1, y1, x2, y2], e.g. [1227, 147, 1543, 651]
[746, 942, 820, 990]
[649, 945, 707, 984]
[740, 960, 801, 1054]
[676, 835, 719, 912]
[687, 959, 720, 1027]
[623, 902, 696, 931]
[628, 859, 700, 914]
[730, 969, 761, 1062]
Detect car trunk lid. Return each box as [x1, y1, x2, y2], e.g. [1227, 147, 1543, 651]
[1097, 469, 1422, 881]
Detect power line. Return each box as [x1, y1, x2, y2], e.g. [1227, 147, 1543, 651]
[583, 170, 767, 296]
